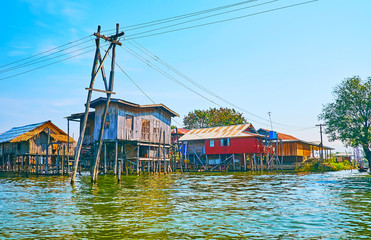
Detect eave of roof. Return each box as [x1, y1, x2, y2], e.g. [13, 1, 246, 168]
[89, 97, 179, 117]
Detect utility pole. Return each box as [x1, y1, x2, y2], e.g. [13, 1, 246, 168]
[316, 124, 325, 160]
[268, 112, 273, 131]
[71, 24, 124, 185]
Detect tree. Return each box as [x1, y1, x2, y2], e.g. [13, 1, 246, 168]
[319, 76, 371, 167]
[183, 107, 247, 129]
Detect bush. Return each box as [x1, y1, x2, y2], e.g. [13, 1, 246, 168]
[296, 157, 355, 173]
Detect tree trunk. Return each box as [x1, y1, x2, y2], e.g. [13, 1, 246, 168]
[363, 146, 371, 169]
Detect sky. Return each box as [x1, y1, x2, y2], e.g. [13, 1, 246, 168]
[0, 0, 370, 153]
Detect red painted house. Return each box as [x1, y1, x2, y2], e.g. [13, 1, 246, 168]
[179, 124, 265, 170]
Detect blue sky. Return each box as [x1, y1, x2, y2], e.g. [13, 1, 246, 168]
[0, 0, 370, 152]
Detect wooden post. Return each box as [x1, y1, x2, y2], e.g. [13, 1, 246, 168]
[260, 154, 263, 171]
[104, 143, 107, 174]
[36, 154, 39, 174]
[91, 25, 122, 183]
[117, 160, 121, 183]
[2, 143, 4, 171]
[114, 140, 118, 175]
[136, 145, 140, 175]
[205, 154, 208, 172]
[72, 25, 120, 184]
[62, 145, 65, 175]
[243, 153, 246, 171]
[163, 131, 166, 174]
[176, 128, 183, 173]
[45, 128, 50, 175]
[233, 154, 235, 171]
[56, 146, 60, 174]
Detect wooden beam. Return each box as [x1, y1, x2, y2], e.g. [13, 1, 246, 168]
[93, 32, 124, 45]
[85, 88, 116, 94]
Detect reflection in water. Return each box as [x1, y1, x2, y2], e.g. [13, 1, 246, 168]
[1, 171, 371, 239]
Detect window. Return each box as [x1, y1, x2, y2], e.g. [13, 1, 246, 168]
[220, 138, 230, 147]
[153, 120, 160, 141]
[210, 140, 214, 147]
[104, 113, 110, 128]
[125, 115, 134, 131]
[141, 119, 150, 141]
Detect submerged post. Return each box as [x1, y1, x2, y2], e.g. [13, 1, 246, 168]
[45, 128, 50, 175]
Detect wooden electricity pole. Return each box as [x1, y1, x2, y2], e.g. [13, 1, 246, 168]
[316, 124, 325, 160]
[71, 24, 124, 185]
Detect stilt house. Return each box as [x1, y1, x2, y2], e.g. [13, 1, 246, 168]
[67, 97, 179, 173]
[0, 121, 75, 172]
[179, 124, 265, 171]
[258, 128, 334, 169]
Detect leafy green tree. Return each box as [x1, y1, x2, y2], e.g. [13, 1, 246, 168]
[183, 107, 247, 129]
[319, 76, 371, 167]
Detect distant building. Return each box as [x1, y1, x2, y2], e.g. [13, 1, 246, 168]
[258, 129, 334, 169]
[179, 124, 265, 170]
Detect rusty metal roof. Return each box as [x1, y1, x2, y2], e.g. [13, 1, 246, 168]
[179, 124, 262, 141]
[171, 128, 190, 135]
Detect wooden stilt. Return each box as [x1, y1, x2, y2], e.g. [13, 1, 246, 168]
[243, 153, 246, 171]
[104, 143, 107, 174]
[136, 145, 140, 175]
[117, 160, 121, 183]
[36, 154, 39, 174]
[114, 141, 118, 175]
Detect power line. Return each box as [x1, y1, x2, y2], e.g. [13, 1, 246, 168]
[0, 35, 92, 69]
[0, 0, 317, 76]
[102, 0, 259, 33]
[0, 47, 97, 81]
[121, 44, 273, 128]
[128, 0, 318, 40]
[120, 45, 224, 108]
[115, 60, 156, 104]
[125, 37, 296, 128]
[0, 41, 94, 74]
[128, 0, 278, 38]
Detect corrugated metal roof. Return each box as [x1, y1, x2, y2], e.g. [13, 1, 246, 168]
[171, 128, 190, 135]
[0, 121, 47, 143]
[179, 124, 262, 141]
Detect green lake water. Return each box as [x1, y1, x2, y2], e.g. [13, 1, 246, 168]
[1, 170, 371, 239]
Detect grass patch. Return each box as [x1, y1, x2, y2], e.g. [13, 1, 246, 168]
[296, 157, 356, 173]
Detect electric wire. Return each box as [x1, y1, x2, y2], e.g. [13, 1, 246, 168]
[0, 43, 109, 81]
[0, 35, 93, 69]
[127, 0, 318, 40]
[0, 0, 316, 74]
[127, 0, 278, 38]
[125, 37, 295, 128]
[120, 45, 224, 108]
[121, 44, 273, 128]
[0, 41, 95, 74]
[102, 0, 259, 33]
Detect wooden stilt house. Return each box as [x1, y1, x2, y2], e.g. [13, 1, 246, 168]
[179, 124, 265, 171]
[67, 97, 179, 174]
[257, 128, 334, 169]
[0, 121, 75, 173]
